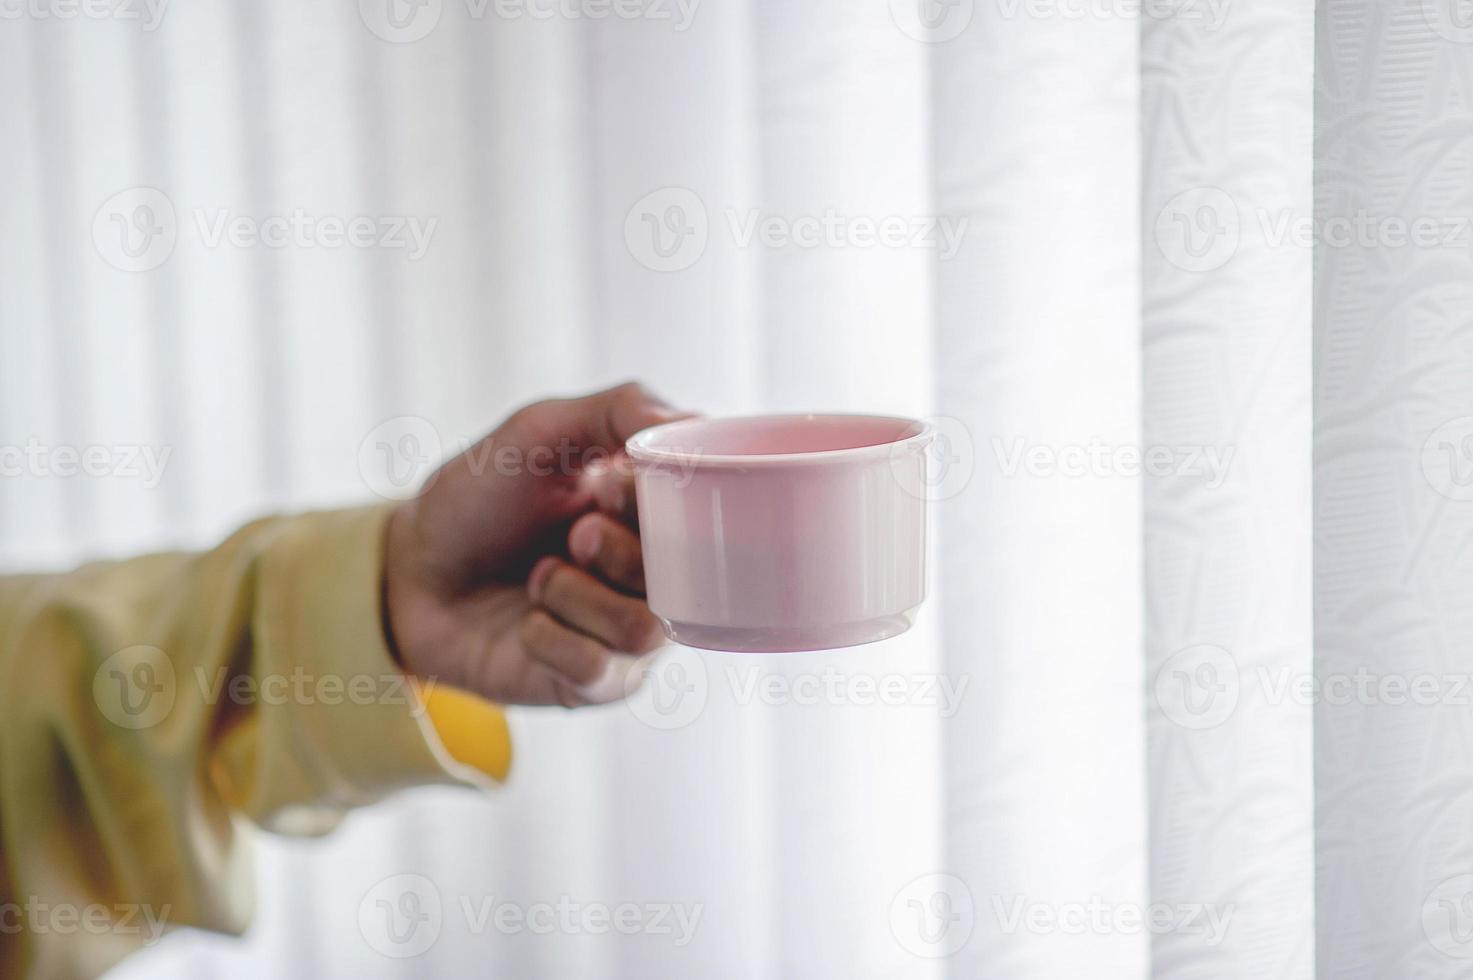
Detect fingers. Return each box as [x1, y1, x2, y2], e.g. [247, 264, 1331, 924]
[508, 616, 654, 708]
[518, 609, 611, 687]
[568, 512, 645, 593]
[514, 381, 697, 454]
[588, 381, 692, 448]
[528, 557, 664, 655]
[583, 453, 641, 527]
[517, 549, 664, 706]
[571, 650, 657, 705]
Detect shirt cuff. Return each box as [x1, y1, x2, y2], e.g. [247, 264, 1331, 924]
[220, 505, 512, 828]
[415, 681, 513, 783]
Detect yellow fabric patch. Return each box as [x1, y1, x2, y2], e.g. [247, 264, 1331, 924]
[417, 683, 513, 782]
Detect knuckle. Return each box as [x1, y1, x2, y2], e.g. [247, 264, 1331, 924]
[519, 608, 554, 647]
[617, 607, 662, 653]
[553, 679, 584, 710]
[506, 401, 544, 431]
[598, 542, 634, 583]
[612, 380, 646, 399]
[569, 642, 609, 685]
[594, 525, 642, 581]
[614, 380, 666, 413]
[634, 624, 665, 654]
[540, 562, 572, 603]
[618, 550, 645, 586]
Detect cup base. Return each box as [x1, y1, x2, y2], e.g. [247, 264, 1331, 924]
[659, 610, 918, 653]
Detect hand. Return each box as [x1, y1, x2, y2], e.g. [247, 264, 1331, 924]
[382, 382, 688, 707]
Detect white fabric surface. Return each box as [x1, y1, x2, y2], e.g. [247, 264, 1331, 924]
[0, 1, 1466, 977]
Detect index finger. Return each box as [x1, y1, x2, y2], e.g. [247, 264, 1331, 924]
[513, 381, 689, 454]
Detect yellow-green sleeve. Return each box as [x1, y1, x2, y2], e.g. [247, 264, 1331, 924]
[0, 506, 512, 979]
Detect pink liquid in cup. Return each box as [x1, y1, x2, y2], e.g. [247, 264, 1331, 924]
[626, 414, 931, 653]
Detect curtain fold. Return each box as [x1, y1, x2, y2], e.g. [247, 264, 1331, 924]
[751, 5, 941, 978]
[1315, 2, 1473, 977]
[1141, 2, 1316, 978]
[932, 6, 1149, 978]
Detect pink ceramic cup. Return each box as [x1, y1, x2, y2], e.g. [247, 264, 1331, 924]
[625, 414, 932, 653]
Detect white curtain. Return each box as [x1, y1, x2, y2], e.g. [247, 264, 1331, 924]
[0, 0, 1468, 977]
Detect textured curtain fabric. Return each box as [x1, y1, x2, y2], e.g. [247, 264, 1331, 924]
[0, 1, 1467, 977]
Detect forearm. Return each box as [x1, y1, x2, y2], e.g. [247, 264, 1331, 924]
[0, 507, 508, 978]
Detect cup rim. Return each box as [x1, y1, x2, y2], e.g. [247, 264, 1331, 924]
[625, 413, 934, 469]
